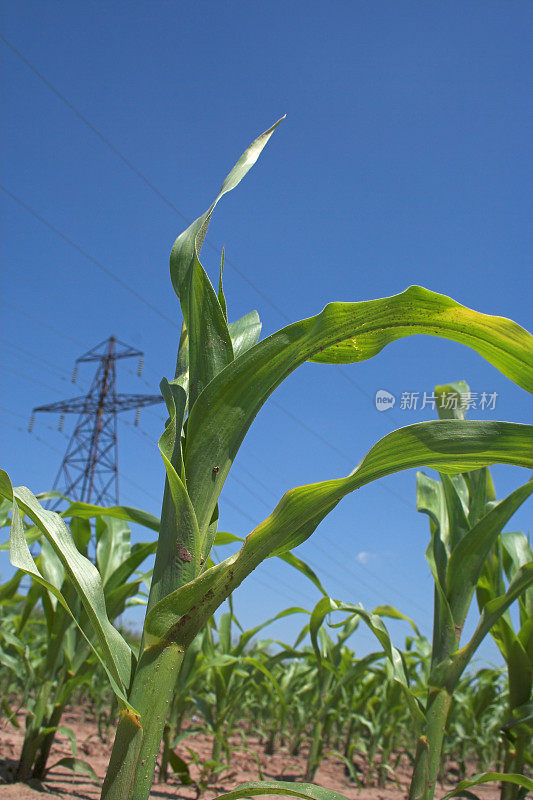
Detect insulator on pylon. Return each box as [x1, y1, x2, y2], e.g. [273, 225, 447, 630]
[137, 357, 144, 377]
[28, 414, 35, 433]
[71, 365, 78, 383]
[58, 413, 65, 432]
[134, 407, 141, 427]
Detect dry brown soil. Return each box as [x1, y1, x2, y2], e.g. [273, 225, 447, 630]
[0, 707, 501, 800]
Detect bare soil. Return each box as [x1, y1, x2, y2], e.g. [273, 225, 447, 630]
[0, 707, 500, 800]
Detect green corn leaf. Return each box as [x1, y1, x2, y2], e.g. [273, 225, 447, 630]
[39, 724, 77, 756]
[435, 381, 470, 421]
[465, 465, 495, 526]
[103, 541, 157, 596]
[278, 551, 328, 596]
[170, 119, 284, 407]
[149, 377, 200, 612]
[417, 471, 448, 582]
[418, 470, 470, 659]
[40, 537, 66, 608]
[1, 698, 20, 727]
[143, 420, 533, 652]
[170, 117, 285, 300]
[506, 637, 532, 710]
[186, 248, 234, 406]
[426, 533, 460, 662]
[105, 580, 143, 620]
[476, 531, 532, 663]
[372, 605, 420, 634]
[168, 750, 193, 785]
[0, 522, 42, 550]
[0, 470, 135, 708]
[446, 480, 533, 628]
[440, 473, 470, 552]
[518, 615, 533, 658]
[218, 245, 227, 320]
[441, 772, 533, 799]
[18, 580, 44, 633]
[96, 516, 132, 586]
[214, 530, 327, 594]
[45, 756, 98, 782]
[185, 286, 533, 540]
[63, 502, 160, 532]
[502, 531, 533, 622]
[503, 701, 533, 730]
[0, 496, 12, 527]
[234, 607, 308, 655]
[218, 611, 232, 653]
[228, 310, 262, 358]
[170, 311, 261, 402]
[174, 321, 190, 393]
[213, 781, 350, 800]
[70, 515, 92, 554]
[335, 601, 426, 729]
[310, 596, 339, 662]
[437, 561, 533, 689]
[0, 568, 24, 602]
[214, 531, 243, 545]
[174, 231, 233, 408]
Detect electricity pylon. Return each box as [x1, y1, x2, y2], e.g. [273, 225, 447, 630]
[31, 336, 162, 508]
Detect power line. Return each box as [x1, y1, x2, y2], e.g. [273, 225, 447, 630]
[2, 406, 69, 439]
[3, 339, 90, 391]
[0, 34, 290, 322]
[2, 364, 67, 396]
[337, 367, 405, 429]
[270, 397, 412, 511]
[2, 421, 66, 458]
[2, 300, 90, 349]
[1, 186, 178, 328]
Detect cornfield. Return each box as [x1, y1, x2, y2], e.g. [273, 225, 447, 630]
[1, 122, 532, 800]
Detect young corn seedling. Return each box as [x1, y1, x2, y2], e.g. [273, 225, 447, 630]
[2, 120, 533, 800]
[443, 667, 507, 781]
[304, 610, 382, 782]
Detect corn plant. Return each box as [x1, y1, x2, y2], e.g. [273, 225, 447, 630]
[443, 667, 507, 780]
[477, 527, 533, 798]
[303, 610, 382, 782]
[0, 507, 156, 781]
[2, 119, 533, 800]
[315, 380, 532, 800]
[0, 574, 47, 729]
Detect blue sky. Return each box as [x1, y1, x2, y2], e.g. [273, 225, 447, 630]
[1, 1, 532, 660]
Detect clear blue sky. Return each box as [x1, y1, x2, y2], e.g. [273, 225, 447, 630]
[1, 1, 532, 660]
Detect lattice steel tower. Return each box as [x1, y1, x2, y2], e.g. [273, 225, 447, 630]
[31, 336, 162, 508]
